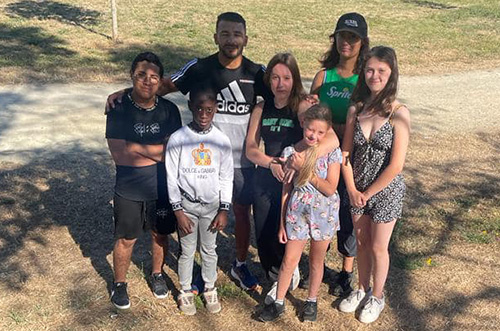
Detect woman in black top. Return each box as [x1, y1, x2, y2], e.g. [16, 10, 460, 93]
[246, 53, 339, 302]
[246, 53, 311, 283]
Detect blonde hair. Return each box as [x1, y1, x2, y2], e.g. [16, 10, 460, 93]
[294, 105, 332, 187]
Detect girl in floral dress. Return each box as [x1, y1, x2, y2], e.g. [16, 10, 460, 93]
[259, 105, 342, 322]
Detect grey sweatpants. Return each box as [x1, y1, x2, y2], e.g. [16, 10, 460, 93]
[178, 198, 219, 291]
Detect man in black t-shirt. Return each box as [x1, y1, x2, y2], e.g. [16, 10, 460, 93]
[106, 52, 181, 309]
[107, 12, 269, 291]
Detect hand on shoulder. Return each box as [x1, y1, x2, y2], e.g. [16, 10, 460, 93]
[392, 103, 410, 124]
[391, 103, 411, 136]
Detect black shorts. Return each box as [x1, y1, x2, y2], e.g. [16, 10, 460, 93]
[233, 167, 255, 205]
[113, 194, 176, 239]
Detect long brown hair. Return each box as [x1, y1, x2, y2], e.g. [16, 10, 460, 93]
[295, 105, 332, 187]
[264, 52, 306, 113]
[351, 46, 399, 117]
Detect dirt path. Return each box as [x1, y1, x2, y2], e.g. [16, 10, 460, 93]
[1, 68, 499, 163]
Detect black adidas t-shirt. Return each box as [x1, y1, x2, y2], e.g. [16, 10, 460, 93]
[260, 101, 302, 158]
[106, 95, 182, 201]
[171, 53, 272, 168]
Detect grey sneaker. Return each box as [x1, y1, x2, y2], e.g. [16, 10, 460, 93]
[302, 301, 317, 322]
[359, 295, 385, 323]
[178, 290, 196, 315]
[264, 281, 278, 305]
[338, 288, 372, 313]
[258, 302, 285, 322]
[202, 287, 221, 314]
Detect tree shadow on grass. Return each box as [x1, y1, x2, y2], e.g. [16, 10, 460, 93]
[0, 146, 115, 292]
[5, 0, 110, 39]
[0, 143, 262, 328]
[402, 0, 458, 10]
[0, 21, 208, 83]
[385, 135, 500, 329]
[0, 23, 79, 83]
[0, 145, 164, 297]
[0, 23, 75, 65]
[108, 43, 210, 77]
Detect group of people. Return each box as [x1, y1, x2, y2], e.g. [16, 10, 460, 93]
[104, 11, 410, 324]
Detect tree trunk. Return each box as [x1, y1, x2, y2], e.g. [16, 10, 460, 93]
[110, 0, 118, 42]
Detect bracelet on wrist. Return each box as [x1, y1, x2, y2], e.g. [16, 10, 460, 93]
[219, 202, 230, 211]
[171, 202, 183, 211]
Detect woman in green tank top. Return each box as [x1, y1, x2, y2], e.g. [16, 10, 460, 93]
[309, 12, 370, 298]
[310, 13, 370, 140]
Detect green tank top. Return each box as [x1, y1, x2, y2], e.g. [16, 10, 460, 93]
[318, 68, 358, 124]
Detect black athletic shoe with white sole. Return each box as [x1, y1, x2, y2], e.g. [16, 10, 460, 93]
[151, 273, 170, 299]
[111, 282, 130, 309]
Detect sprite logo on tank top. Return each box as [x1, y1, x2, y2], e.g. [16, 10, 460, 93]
[319, 69, 359, 124]
[326, 86, 352, 99]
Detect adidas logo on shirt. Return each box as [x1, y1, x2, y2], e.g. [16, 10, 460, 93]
[217, 80, 251, 114]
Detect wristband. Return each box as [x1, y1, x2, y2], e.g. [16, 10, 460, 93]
[219, 202, 230, 211]
[171, 202, 183, 211]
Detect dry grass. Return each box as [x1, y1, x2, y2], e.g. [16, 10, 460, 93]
[0, 0, 500, 83]
[0, 112, 499, 330]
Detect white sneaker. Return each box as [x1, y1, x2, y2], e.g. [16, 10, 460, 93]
[202, 287, 221, 314]
[290, 266, 300, 291]
[178, 290, 196, 315]
[359, 295, 385, 323]
[338, 288, 372, 313]
[264, 281, 278, 305]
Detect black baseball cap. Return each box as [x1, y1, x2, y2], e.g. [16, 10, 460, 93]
[333, 12, 368, 39]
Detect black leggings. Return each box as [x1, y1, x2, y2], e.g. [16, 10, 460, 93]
[337, 174, 357, 257]
[253, 167, 285, 277]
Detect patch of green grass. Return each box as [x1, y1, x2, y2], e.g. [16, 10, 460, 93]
[9, 310, 27, 324]
[393, 253, 425, 270]
[194, 294, 204, 309]
[217, 282, 246, 298]
[463, 231, 492, 244]
[0, 0, 499, 83]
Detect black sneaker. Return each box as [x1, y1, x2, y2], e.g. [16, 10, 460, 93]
[331, 271, 354, 297]
[111, 282, 130, 309]
[302, 301, 317, 322]
[258, 302, 285, 322]
[151, 273, 169, 299]
[299, 275, 310, 289]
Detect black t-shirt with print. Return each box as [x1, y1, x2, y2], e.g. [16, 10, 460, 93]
[106, 95, 182, 201]
[260, 101, 302, 158]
